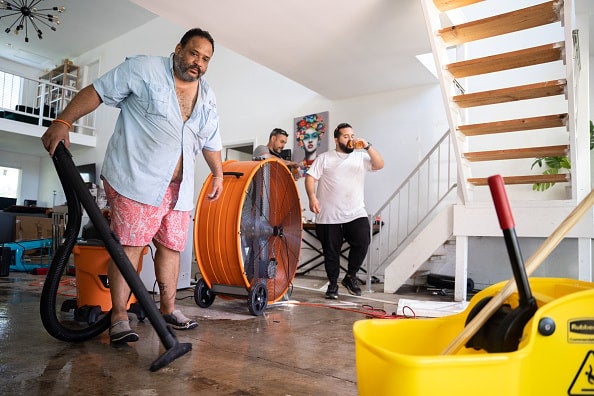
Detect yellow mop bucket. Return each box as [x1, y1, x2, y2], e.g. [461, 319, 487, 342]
[355, 178, 594, 395]
[354, 277, 594, 395]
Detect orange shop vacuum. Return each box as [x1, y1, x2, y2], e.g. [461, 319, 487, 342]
[60, 219, 148, 325]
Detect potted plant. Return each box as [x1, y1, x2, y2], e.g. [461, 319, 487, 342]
[531, 120, 594, 191]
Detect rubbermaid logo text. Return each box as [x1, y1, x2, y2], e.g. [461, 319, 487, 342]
[569, 319, 594, 344]
[570, 320, 594, 335]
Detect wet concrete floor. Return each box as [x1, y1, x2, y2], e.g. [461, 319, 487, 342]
[0, 272, 443, 395]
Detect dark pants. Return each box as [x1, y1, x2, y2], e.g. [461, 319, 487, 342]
[315, 217, 371, 284]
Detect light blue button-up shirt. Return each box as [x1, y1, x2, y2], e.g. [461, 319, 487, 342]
[94, 54, 222, 211]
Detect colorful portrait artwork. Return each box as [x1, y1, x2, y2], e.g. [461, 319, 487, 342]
[293, 112, 329, 178]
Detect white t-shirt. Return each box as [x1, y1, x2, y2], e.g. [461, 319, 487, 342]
[306, 150, 373, 224]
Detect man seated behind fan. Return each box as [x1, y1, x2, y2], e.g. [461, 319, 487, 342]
[253, 128, 300, 175]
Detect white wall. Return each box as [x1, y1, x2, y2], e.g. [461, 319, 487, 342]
[468, 236, 578, 289]
[0, 149, 41, 205]
[0, 58, 43, 80]
[331, 84, 448, 213]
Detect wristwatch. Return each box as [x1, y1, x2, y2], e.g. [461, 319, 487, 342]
[364, 142, 372, 150]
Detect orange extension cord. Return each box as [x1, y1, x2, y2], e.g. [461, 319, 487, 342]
[30, 278, 77, 298]
[287, 301, 417, 319]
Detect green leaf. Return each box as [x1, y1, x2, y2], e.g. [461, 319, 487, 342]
[590, 120, 594, 150]
[543, 156, 570, 170]
[531, 120, 592, 191]
[531, 157, 544, 169]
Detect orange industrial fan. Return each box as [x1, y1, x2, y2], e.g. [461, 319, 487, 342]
[193, 158, 302, 315]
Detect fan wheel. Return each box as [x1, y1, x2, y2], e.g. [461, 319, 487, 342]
[248, 281, 268, 316]
[194, 158, 302, 310]
[194, 278, 216, 308]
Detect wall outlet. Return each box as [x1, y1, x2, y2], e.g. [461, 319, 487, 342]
[177, 270, 191, 289]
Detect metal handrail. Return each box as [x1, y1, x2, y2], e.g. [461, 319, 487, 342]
[365, 130, 457, 286]
[0, 69, 95, 135]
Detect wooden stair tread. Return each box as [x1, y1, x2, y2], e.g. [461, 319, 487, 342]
[433, 0, 484, 12]
[464, 145, 568, 161]
[458, 113, 568, 136]
[468, 173, 569, 186]
[453, 79, 566, 108]
[446, 42, 564, 78]
[438, 1, 561, 45]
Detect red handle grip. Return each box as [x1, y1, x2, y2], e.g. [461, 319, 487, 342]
[488, 175, 515, 230]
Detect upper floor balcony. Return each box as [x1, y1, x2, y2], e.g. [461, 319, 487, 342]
[0, 69, 96, 157]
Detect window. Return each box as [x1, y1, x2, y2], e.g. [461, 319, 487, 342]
[0, 166, 21, 199]
[0, 71, 22, 110]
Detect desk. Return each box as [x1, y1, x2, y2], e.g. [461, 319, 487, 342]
[297, 222, 327, 275]
[4, 238, 52, 272]
[298, 222, 380, 277]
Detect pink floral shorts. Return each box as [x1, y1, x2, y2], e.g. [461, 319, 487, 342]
[103, 180, 191, 252]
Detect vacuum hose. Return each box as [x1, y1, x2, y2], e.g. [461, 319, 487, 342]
[40, 142, 192, 371]
[40, 147, 110, 341]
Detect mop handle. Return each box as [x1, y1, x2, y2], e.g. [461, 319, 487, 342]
[488, 175, 514, 230]
[442, 187, 594, 355]
[488, 175, 533, 308]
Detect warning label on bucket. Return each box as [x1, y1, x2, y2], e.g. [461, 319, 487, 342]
[569, 319, 594, 344]
[568, 351, 594, 395]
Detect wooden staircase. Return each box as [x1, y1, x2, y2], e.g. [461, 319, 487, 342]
[421, 0, 577, 197]
[452, 79, 567, 108]
[385, 0, 594, 300]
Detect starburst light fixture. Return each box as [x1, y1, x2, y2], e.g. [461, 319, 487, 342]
[0, 0, 65, 43]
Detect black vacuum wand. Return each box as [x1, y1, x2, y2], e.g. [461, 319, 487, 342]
[42, 142, 191, 371]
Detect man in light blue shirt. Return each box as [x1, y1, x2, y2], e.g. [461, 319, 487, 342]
[95, 52, 221, 211]
[42, 28, 223, 343]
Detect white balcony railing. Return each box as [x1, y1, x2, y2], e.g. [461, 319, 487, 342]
[0, 70, 95, 135]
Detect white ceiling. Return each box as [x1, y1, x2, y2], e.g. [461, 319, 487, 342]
[0, 0, 435, 102]
[131, 0, 437, 100]
[0, 0, 158, 70]
[0, 0, 592, 157]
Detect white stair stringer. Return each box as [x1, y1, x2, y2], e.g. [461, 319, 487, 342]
[383, 204, 454, 294]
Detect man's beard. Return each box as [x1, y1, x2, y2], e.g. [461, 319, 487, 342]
[173, 55, 202, 82]
[338, 142, 354, 154]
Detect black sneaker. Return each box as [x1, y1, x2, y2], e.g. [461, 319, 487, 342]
[325, 283, 339, 299]
[109, 320, 139, 344]
[163, 309, 198, 330]
[341, 275, 362, 296]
